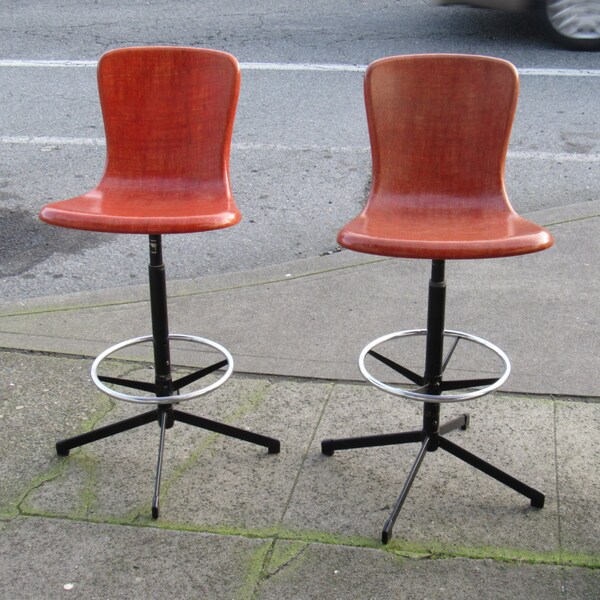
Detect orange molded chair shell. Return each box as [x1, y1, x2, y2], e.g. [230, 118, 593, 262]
[338, 54, 554, 260]
[39, 46, 241, 234]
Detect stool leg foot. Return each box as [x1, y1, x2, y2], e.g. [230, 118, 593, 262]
[382, 437, 430, 544]
[530, 494, 545, 509]
[56, 441, 71, 457]
[321, 430, 422, 456]
[56, 410, 158, 456]
[321, 440, 335, 456]
[438, 436, 545, 508]
[172, 409, 280, 453]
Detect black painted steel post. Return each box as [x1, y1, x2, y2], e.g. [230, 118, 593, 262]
[423, 259, 445, 449]
[148, 235, 174, 399]
[148, 235, 174, 519]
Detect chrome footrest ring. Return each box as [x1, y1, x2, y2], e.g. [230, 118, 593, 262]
[358, 329, 510, 403]
[91, 334, 233, 405]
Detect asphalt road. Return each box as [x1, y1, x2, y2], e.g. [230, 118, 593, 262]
[0, 0, 598, 301]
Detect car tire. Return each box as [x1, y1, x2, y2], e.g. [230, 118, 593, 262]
[536, 0, 600, 50]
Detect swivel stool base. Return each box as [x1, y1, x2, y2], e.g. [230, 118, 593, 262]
[321, 260, 545, 544]
[56, 235, 280, 519]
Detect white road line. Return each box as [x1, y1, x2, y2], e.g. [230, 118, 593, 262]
[241, 62, 366, 72]
[235, 142, 366, 153]
[1, 136, 105, 146]
[1, 136, 598, 162]
[508, 150, 600, 162]
[518, 68, 600, 77]
[0, 59, 97, 68]
[1, 59, 600, 77]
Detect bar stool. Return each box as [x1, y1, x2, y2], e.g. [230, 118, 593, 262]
[321, 54, 554, 544]
[39, 47, 280, 519]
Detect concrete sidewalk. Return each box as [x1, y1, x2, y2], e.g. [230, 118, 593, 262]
[0, 199, 599, 598]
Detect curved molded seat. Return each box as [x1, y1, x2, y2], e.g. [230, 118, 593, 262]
[338, 54, 553, 259]
[39, 46, 241, 234]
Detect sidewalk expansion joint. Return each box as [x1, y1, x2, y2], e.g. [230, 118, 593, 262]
[544, 212, 600, 228]
[276, 381, 335, 527]
[237, 540, 273, 600]
[0, 256, 389, 318]
[235, 381, 337, 594]
[249, 540, 311, 600]
[5, 513, 600, 571]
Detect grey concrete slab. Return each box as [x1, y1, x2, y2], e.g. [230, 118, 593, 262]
[562, 568, 600, 600]
[0, 516, 268, 600]
[258, 542, 568, 600]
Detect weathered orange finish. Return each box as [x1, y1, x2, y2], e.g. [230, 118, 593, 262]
[338, 55, 554, 259]
[39, 47, 241, 234]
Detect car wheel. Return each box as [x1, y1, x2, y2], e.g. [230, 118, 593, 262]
[537, 0, 600, 50]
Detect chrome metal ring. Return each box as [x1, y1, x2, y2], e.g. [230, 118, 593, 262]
[91, 334, 233, 405]
[358, 329, 510, 403]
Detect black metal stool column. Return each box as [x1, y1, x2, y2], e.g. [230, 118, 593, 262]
[56, 235, 280, 519]
[322, 260, 544, 544]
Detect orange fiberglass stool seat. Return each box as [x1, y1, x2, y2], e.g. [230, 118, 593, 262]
[39, 47, 280, 519]
[320, 54, 554, 544]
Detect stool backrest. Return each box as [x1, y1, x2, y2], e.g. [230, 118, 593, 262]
[97, 46, 240, 193]
[365, 54, 518, 209]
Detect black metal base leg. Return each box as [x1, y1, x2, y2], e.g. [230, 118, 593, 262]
[152, 410, 170, 519]
[439, 413, 469, 435]
[438, 436, 545, 508]
[321, 430, 422, 456]
[173, 409, 281, 454]
[382, 437, 430, 544]
[56, 409, 158, 456]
